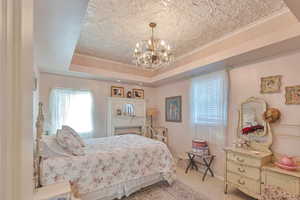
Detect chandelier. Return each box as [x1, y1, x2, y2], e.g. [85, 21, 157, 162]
[133, 22, 174, 71]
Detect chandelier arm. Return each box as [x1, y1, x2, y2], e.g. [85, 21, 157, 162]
[133, 22, 173, 70]
[151, 25, 154, 51]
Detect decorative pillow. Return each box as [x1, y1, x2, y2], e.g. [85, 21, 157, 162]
[40, 135, 71, 158]
[62, 125, 86, 147]
[56, 129, 85, 156]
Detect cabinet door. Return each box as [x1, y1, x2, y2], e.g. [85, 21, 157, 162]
[262, 170, 300, 195]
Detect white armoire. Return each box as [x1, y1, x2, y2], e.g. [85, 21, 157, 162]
[107, 97, 146, 136]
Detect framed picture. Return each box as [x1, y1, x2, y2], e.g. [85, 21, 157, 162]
[285, 85, 300, 105]
[165, 96, 182, 122]
[111, 86, 124, 98]
[132, 89, 144, 99]
[260, 75, 281, 93]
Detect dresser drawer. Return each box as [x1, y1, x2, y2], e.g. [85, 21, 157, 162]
[227, 172, 260, 195]
[227, 161, 260, 180]
[227, 152, 261, 167]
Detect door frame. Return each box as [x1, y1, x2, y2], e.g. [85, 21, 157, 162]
[0, 0, 34, 199]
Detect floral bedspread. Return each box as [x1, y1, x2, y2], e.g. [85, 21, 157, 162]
[40, 134, 176, 195]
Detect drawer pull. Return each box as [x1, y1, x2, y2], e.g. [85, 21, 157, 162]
[237, 157, 245, 162]
[238, 168, 245, 173]
[238, 179, 245, 185]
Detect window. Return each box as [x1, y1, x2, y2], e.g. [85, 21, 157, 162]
[49, 88, 94, 137]
[191, 70, 228, 126]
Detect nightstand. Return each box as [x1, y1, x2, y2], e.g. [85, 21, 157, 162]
[34, 182, 72, 200]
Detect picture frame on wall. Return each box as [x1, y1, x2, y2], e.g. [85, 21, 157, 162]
[260, 75, 281, 93]
[111, 86, 125, 98]
[165, 96, 182, 122]
[285, 85, 300, 105]
[132, 89, 144, 99]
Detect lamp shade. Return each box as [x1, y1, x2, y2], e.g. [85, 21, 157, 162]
[147, 108, 158, 117]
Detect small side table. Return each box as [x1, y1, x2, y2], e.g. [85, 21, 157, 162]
[185, 151, 215, 181]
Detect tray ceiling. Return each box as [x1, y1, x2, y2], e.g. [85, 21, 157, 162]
[75, 0, 287, 66]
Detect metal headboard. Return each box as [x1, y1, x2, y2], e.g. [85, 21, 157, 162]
[34, 102, 44, 189]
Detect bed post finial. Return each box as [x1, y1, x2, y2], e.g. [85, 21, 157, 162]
[37, 102, 44, 123]
[35, 102, 44, 189]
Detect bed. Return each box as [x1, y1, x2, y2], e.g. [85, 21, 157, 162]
[34, 103, 176, 200]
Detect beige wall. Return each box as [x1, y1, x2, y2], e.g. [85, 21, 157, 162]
[39, 73, 156, 138]
[228, 51, 300, 157]
[154, 50, 300, 178]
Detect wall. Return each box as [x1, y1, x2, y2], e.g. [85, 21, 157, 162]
[155, 50, 300, 178]
[228, 51, 300, 157]
[39, 73, 156, 138]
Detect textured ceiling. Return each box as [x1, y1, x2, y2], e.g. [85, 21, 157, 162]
[75, 0, 287, 67]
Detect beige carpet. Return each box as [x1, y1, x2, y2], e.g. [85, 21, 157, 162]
[123, 180, 210, 200]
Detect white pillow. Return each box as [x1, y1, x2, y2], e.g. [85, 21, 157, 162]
[40, 135, 71, 158]
[56, 129, 85, 156]
[62, 125, 86, 147]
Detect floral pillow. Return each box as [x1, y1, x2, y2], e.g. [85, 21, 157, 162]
[61, 125, 86, 147]
[40, 135, 71, 158]
[56, 129, 85, 156]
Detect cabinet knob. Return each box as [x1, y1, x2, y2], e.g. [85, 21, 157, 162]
[238, 179, 245, 185]
[237, 157, 245, 162]
[238, 167, 245, 173]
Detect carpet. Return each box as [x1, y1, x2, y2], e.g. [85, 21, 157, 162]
[123, 180, 210, 200]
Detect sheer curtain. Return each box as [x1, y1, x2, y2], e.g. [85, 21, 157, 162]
[190, 70, 229, 147]
[49, 88, 94, 138]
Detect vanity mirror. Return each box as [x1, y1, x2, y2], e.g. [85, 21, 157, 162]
[237, 97, 272, 153]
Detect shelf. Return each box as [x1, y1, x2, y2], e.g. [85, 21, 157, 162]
[263, 163, 300, 178]
[114, 115, 145, 119]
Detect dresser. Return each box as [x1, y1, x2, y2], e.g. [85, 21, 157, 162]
[262, 163, 300, 196]
[224, 147, 272, 199]
[224, 97, 275, 199]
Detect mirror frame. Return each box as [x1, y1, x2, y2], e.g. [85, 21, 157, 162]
[239, 97, 268, 137]
[237, 97, 273, 152]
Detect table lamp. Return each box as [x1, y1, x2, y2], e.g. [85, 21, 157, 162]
[147, 108, 158, 127]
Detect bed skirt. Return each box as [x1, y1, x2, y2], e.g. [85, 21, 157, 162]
[81, 173, 164, 200]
